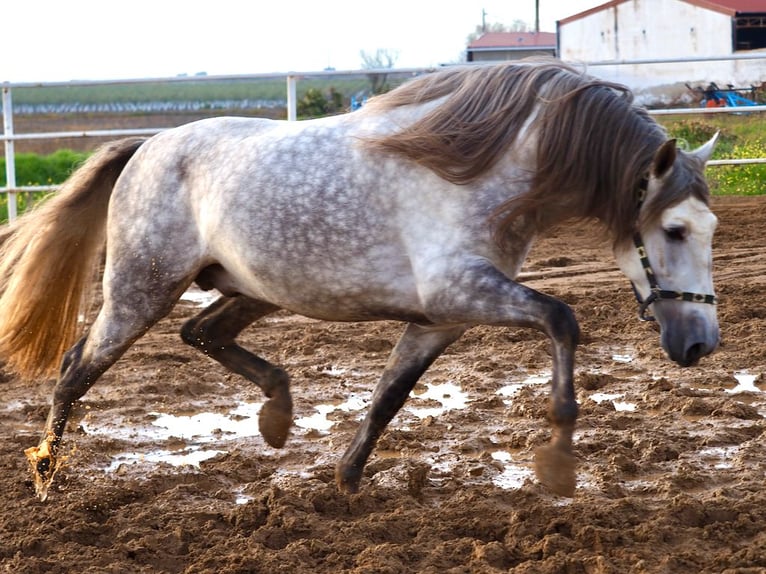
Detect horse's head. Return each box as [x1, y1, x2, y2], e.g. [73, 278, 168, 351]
[614, 134, 720, 367]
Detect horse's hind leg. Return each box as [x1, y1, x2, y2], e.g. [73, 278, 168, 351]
[335, 322, 465, 493]
[27, 288, 186, 500]
[180, 295, 292, 448]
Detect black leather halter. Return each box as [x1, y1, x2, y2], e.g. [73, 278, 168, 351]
[631, 181, 717, 322]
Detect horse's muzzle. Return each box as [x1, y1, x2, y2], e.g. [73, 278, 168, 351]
[658, 306, 719, 367]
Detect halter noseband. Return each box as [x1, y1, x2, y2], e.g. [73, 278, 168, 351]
[631, 180, 717, 322]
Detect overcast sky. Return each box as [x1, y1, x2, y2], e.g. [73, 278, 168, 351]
[4, 0, 604, 83]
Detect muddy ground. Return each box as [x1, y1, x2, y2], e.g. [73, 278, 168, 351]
[0, 195, 764, 574]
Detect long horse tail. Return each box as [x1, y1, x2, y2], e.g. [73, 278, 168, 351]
[0, 137, 146, 379]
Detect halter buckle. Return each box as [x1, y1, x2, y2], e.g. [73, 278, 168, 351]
[637, 289, 659, 321]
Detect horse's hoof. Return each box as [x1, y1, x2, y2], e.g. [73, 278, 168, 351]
[335, 463, 361, 494]
[24, 442, 57, 502]
[258, 395, 292, 448]
[534, 443, 577, 497]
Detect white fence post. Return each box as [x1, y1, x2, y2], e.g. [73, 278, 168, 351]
[286, 75, 297, 121]
[2, 84, 17, 221]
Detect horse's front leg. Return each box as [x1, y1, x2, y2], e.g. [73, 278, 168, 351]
[427, 262, 580, 496]
[424, 261, 580, 496]
[336, 323, 466, 493]
[530, 313, 579, 497]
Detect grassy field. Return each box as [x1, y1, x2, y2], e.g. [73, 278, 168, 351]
[8, 74, 415, 108]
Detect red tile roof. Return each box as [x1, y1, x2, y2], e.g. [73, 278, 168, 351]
[700, 0, 766, 11]
[559, 0, 766, 25]
[467, 32, 557, 49]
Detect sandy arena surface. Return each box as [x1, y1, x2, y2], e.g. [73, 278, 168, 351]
[0, 195, 764, 573]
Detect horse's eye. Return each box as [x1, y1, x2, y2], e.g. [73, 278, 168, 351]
[664, 225, 687, 241]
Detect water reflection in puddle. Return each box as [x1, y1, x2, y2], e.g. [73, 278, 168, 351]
[179, 287, 220, 307]
[424, 449, 534, 492]
[150, 402, 263, 440]
[497, 373, 550, 404]
[99, 380, 471, 469]
[409, 382, 468, 419]
[90, 402, 263, 471]
[233, 486, 254, 505]
[294, 394, 368, 431]
[490, 451, 534, 489]
[294, 381, 470, 430]
[98, 370, 557, 469]
[589, 392, 637, 412]
[92, 365, 660, 477]
[726, 372, 761, 395]
[108, 448, 225, 471]
[696, 446, 740, 470]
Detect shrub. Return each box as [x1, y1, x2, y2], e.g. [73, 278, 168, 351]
[0, 149, 88, 187]
[297, 87, 344, 119]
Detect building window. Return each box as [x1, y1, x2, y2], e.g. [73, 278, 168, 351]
[734, 14, 766, 50]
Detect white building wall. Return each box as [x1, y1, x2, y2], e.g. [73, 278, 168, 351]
[558, 0, 766, 103]
[559, 0, 731, 61]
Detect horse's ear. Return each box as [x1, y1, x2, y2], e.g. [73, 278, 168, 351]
[652, 139, 677, 178]
[692, 131, 720, 164]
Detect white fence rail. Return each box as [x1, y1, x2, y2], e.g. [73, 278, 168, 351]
[3, 58, 765, 221]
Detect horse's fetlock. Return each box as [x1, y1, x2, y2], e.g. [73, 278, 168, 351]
[548, 399, 579, 427]
[262, 367, 290, 398]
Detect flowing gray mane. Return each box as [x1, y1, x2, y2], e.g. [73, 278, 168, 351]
[365, 60, 709, 244]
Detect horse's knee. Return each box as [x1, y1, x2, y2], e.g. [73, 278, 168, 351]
[547, 300, 580, 347]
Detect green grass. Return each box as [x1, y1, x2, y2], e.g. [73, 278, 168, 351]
[13, 79, 290, 105]
[0, 149, 88, 187]
[0, 191, 52, 222]
[659, 114, 766, 196]
[0, 150, 88, 221]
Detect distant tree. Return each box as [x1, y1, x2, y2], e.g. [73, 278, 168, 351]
[360, 48, 399, 95]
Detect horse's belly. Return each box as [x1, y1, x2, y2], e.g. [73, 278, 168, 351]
[199, 258, 427, 323]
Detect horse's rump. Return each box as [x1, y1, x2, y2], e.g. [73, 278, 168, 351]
[0, 138, 146, 378]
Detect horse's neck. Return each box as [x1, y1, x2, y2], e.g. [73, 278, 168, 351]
[360, 97, 449, 133]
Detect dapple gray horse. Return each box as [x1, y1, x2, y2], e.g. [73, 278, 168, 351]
[0, 61, 719, 501]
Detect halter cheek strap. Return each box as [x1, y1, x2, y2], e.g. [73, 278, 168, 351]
[631, 232, 717, 321]
[630, 180, 717, 322]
